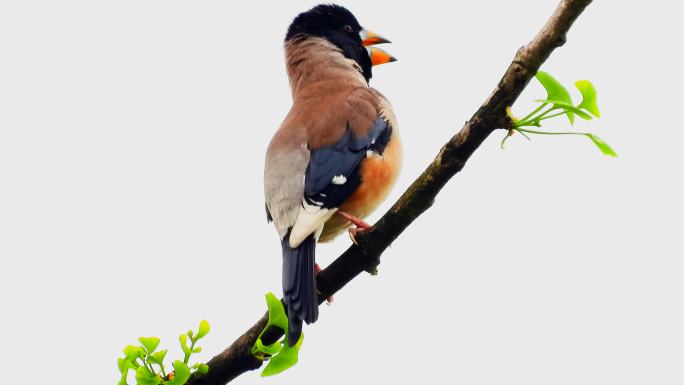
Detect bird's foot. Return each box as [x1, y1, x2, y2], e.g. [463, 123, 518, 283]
[348, 227, 369, 246]
[314, 263, 334, 304]
[338, 211, 372, 245]
[337, 211, 379, 274]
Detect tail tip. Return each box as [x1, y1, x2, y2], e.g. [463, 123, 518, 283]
[287, 317, 302, 347]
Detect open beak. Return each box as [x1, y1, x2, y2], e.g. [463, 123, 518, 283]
[367, 47, 397, 66]
[361, 29, 396, 66]
[361, 29, 391, 46]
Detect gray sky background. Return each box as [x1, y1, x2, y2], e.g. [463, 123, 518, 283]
[1, 1, 683, 384]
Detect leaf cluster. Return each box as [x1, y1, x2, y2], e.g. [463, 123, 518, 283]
[504, 71, 616, 157]
[117, 320, 210, 385]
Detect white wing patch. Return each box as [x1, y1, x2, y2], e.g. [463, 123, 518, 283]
[366, 149, 382, 159]
[288, 200, 337, 248]
[308, 198, 324, 206]
[332, 175, 347, 185]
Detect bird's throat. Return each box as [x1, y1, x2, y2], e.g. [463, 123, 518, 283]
[285, 37, 368, 99]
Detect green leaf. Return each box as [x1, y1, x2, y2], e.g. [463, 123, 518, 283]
[534, 99, 593, 120]
[576, 80, 601, 118]
[264, 293, 288, 331]
[585, 134, 617, 157]
[536, 71, 574, 124]
[261, 334, 303, 377]
[118, 358, 136, 385]
[118, 358, 128, 374]
[194, 363, 209, 375]
[192, 347, 202, 353]
[196, 320, 210, 340]
[167, 361, 191, 385]
[179, 334, 191, 355]
[139, 337, 160, 354]
[253, 293, 289, 357]
[149, 349, 167, 365]
[135, 366, 160, 385]
[255, 338, 283, 356]
[123, 345, 144, 361]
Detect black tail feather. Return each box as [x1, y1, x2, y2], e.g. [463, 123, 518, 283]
[282, 233, 318, 347]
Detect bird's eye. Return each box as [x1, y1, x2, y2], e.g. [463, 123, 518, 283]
[343, 25, 353, 33]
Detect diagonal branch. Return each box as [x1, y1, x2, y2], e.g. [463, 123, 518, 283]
[187, 1, 593, 383]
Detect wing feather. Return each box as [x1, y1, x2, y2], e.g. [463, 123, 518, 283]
[288, 117, 392, 247]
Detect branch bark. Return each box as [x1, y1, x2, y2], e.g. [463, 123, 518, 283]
[188, 1, 593, 383]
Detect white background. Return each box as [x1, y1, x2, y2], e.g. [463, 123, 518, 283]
[1, 1, 683, 384]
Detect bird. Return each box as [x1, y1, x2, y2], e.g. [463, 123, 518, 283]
[264, 4, 401, 346]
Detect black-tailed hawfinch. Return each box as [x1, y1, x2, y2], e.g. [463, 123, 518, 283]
[264, 4, 401, 346]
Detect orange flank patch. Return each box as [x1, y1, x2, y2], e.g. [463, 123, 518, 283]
[319, 134, 402, 242]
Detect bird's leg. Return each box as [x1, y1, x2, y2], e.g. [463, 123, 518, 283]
[314, 263, 334, 304]
[337, 211, 372, 245]
[337, 210, 371, 229]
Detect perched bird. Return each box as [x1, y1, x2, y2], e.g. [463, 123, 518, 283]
[264, 4, 401, 346]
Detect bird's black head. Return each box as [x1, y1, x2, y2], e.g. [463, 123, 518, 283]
[285, 4, 395, 82]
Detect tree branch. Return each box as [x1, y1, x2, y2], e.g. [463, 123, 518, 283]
[188, 1, 593, 383]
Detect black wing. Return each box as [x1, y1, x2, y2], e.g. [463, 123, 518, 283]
[304, 116, 393, 210]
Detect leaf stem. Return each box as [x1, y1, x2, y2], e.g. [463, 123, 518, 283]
[517, 103, 547, 123]
[500, 133, 510, 149]
[515, 129, 532, 141]
[517, 127, 588, 136]
[537, 111, 568, 121]
[158, 362, 167, 378]
[184, 338, 197, 364]
[145, 360, 156, 377]
[515, 105, 556, 127]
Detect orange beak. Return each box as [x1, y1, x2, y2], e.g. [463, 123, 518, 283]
[361, 29, 391, 46]
[367, 47, 397, 66]
[361, 29, 396, 66]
